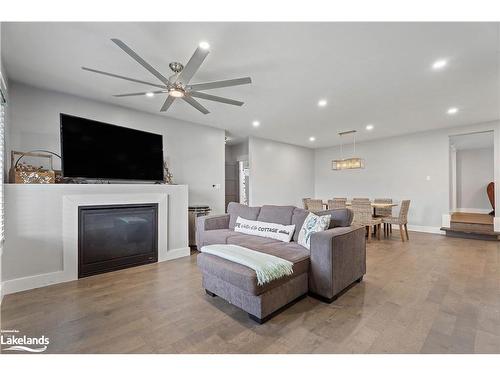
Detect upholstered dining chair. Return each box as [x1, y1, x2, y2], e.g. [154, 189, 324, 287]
[305, 199, 324, 213]
[374, 198, 393, 236]
[352, 200, 382, 242]
[327, 197, 347, 209]
[382, 200, 411, 242]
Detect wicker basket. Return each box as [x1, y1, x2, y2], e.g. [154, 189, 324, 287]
[9, 151, 56, 184]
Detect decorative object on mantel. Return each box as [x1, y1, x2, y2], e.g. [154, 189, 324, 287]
[332, 130, 365, 170]
[10, 150, 61, 184]
[487, 181, 495, 216]
[163, 161, 174, 184]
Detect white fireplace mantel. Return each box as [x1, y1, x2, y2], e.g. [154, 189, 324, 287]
[2, 184, 189, 294]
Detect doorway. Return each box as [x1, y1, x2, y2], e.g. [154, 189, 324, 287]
[449, 131, 494, 214]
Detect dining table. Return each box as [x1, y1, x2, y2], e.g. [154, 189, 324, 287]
[322, 201, 398, 216]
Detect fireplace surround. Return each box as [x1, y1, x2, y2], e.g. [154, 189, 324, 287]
[3, 184, 189, 294]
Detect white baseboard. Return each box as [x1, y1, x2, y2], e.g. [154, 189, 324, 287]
[3, 270, 72, 295]
[392, 224, 444, 235]
[406, 225, 445, 235]
[3, 247, 191, 296]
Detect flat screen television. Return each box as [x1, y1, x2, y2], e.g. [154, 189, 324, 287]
[60, 114, 164, 181]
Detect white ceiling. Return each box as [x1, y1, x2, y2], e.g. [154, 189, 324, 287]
[3, 22, 499, 148]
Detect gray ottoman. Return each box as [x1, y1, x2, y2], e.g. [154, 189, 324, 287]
[197, 244, 309, 323]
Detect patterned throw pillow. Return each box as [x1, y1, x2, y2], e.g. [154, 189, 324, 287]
[234, 216, 296, 243]
[298, 212, 331, 249]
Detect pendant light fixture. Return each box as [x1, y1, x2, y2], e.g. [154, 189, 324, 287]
[332, 130, 365, 170]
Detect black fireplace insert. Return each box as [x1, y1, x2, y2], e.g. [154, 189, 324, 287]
[78, 203, 158, 278]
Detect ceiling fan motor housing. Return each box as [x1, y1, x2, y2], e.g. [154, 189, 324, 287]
[169, 62, 184, 73]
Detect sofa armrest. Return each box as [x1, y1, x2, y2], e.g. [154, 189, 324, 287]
[195, 214, 230, 249]
[197, 214, 230, 232]
[308, 225, 366, 301]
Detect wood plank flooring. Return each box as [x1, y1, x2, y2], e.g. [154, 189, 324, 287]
[1, 231, 500, 354]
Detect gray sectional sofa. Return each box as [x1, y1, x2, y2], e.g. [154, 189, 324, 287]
[196, 203, 366, 323]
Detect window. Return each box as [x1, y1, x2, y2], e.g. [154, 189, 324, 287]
[0, 80, 5, 244]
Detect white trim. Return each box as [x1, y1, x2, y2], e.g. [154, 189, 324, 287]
[453, 208, 492, 214]
[406, 225, 444, 235]
[442, 214, 451, 228]
[494, 217, 500, 232]
[2, 246, 190, 295]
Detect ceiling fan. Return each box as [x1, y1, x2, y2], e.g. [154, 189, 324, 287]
[82, 39, 252, 114]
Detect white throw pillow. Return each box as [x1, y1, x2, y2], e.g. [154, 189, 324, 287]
[234, 217, 295, 243]
[298, 212, 331, 249]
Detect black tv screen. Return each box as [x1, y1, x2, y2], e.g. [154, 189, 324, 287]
[60, 114, 164, 181]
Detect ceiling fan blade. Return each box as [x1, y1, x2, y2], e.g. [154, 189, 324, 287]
[189, 91, 243, 106]
[113, 90, 167, 97]
[160, 96, 175, 112]
[111, 38, 170, 85]
[82, 67, 168, 89]
[177, 46, 210, 84]
[182, 96, 210, 114]
[188, 77, 252, 91]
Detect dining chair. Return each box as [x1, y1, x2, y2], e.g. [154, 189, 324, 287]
[327, 197, 347, 209]
[352, 200, 382, 242]
[352, 197, 370, 202]
[382, 200, 410, 242]
[374, 198, 393, 236]
[302, 198, 311, 209]
[305, 199, 324, 213]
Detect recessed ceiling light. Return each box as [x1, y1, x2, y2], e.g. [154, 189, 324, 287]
[366, 124, 374, 131]
[252, 120, 260, 127]
[432, 59, 448, 70]
[447, 107, 459, 115]
[309, 136, 316, 142]
[318, 99, 327, 107]
[145, 92, 155, 97]
[199, 41, 210, 50]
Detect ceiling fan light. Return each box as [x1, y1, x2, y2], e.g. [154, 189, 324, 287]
[169, 89, 185, 98]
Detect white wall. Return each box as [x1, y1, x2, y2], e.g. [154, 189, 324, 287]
[314, 121, 500, 230]
[456, 147, 494, 211]
[248, 136, 314, 207]
[8, 82, 226, 213]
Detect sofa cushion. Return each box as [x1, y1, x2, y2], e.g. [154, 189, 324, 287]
[257, 205, 296, 225]
[197, 242, 309, 295]
[227, 233, 281, 247]
[291, 207, 309, 242]
[227, 202, 261, 229]
[197, 229, 239, 248]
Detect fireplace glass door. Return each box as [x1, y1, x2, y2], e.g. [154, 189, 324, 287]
[78, 203, 158, 278]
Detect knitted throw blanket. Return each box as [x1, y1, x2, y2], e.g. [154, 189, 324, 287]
[200, 244, 294, 285]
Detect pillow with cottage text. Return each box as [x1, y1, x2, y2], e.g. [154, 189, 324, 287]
[234, 216, 295, 243]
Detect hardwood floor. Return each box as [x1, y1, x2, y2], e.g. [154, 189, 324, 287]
[1, 231, 499, 354]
